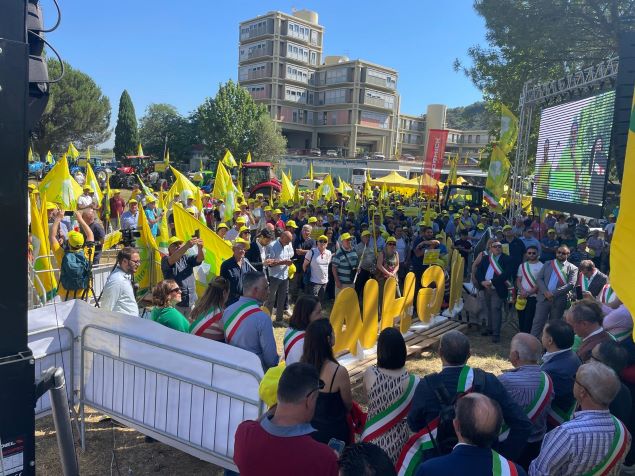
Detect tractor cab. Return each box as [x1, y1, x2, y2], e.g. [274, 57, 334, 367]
[442, 185, 484, 210]
[241, 162, 281, 196]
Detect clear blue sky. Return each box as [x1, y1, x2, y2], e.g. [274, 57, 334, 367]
[50, 1, 486, 139]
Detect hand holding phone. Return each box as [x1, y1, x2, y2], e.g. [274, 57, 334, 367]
[327, 438, 345, 456]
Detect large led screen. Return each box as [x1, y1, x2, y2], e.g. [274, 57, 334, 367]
[532, 90, 615, 217]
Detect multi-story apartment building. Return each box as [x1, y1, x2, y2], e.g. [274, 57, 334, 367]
[238, 10, 399, 158]
[445, 128, 493, 164]
[397, 113, 425, 157]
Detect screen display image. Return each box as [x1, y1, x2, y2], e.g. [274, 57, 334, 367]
[532, 90, 615, 216]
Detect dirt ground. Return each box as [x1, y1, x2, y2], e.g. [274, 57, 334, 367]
[35, 320, 513, 475]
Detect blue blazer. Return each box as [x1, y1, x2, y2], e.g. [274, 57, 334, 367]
[415, 444, 527, 476]
[541, 350, 581, 417]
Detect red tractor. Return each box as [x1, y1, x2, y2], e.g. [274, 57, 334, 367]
[241, 162, 281, 196]
[110, 154, 169, 190]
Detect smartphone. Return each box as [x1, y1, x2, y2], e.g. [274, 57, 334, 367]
[327, 438, 345, 456]
[575, 285, 583, 300]
[193, 229, 200, 238]
[64, 210, 74, 217]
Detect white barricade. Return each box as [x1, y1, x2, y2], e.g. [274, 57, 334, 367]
[28, 299, 265, 472]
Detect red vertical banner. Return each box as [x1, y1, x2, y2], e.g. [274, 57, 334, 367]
[423, 129, 449, 182]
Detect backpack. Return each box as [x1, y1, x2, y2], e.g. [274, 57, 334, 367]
[424, 368, 486, 457]
[60, 251, 90, 291]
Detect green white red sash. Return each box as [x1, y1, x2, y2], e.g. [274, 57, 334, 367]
[610, 329, 632, 342]
[578, 272, 592, 292]
[492, 450, 519, 476]
[600, 284, 616, 304]
[394, 367, 475, 475]
[521, 262, 538, 289]
[223, 301, 262, 343]
[551, 260, 567, 286]
[499, 371, 553, 441]
[547, 401, 577, 427]
[283, 328, 306, 361]
[362, 374, 419, 442]
[395, 417, 439, 476]
[581, 416, 628, 476]
[190, 307, 223, 337]
[489, 255, 503, 276]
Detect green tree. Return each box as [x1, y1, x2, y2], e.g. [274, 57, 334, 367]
[32, 59, 110, 158]
[138, 103, 198, 161]
[252, 115, 288, 164]
[114, 90, 138, 158]
[197, 80, 286, 161]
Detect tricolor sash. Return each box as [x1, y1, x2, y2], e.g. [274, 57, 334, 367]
[521, 262, 538, 289]
[499, 371, 553, 441]
[223, 301, 262, 343]
[578, 272, 591, 292]
[600, 284, 616, 304]
[489, 255, 503, 276]
[395, 417, 439, 476]
[362, 374, 419, 442]
[580, 416, 629, 476]
[547, 401, 577, 427]
[610, 329, 632, 342]
[492, 450, 519, 476]
[190, 308, 223, 337]
[551, 260, 567, 286]
[283, 328, 306, 361]
[394, 367, 475, 475]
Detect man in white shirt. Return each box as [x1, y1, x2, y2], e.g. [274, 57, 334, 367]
[100, 247, 141, 317]
[264, 231, 295, 324]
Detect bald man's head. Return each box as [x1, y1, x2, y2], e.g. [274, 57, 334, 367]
[454, 393, 502, 448]
[510, 332, 543, 366]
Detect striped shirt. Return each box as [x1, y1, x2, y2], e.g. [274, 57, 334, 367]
[332, 246, 359, 284]
[498, 364, 553, 443]
[529, 410, 631, 476]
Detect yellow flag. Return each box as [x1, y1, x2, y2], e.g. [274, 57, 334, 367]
[166, 165, 202, 211]
[484, 145, 511, 208]
[309, 162, 314, 181]
[293, 181, 300, 204]
[137, 143, 145, 156]
[316, 174, 337, 202]
[103, 231, 123, 250]
[38, 154, 83, 210]
[28, 147, 33, 162]
[173, 203, 232, 298]
[67, 142, 80, 159]
[499, 104, 518, 155]
[31, 195, 58, 300]
[447, 153, 459, 186]
[280, 170, 295, 203]
[164, 149, 170, 164]
[245, 151, 252, 163]
[86, 146, 91, 161]
[85, 162, 104, 204]
[46, 151, 53, 164]
[612, 86, 635, 334]
[222, 149, 238, 167]
[134, 202, 162, 294]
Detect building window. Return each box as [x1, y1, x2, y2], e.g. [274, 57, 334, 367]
[468, 135, 472, 143]
[476, 135, 481, 144]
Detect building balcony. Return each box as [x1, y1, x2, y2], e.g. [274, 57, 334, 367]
[363, 96, 394, 110]
[364, 75, 397, 90]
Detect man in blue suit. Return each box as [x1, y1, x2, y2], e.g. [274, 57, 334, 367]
[416, 393, 527, 476]
[407, 331, 531, 462]
[540, 319, 581, 429]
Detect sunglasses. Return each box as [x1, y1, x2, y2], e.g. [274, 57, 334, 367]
[387, 243, 396, 246]
[170, 288, 182, 293]
[306, 379, 326, 398]
[526, 252, 537, 255]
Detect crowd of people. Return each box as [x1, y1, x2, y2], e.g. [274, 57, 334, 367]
[28, 178, 633, 475]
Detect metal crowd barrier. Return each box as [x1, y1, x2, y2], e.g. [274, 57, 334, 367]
[29, 326, 75, 419]
[79, 325, 264, 471]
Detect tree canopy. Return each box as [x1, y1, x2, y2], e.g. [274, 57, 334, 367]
[138, 103, 198, 161]
[114, 90, 138, 158]
[445, 101, 497, 130]
[197, 80, 286, 162]
[32, 59, 110, 158]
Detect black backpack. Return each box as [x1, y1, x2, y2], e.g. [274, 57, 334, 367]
[60, 250, 90, 291]
[423, 368, 486, 457]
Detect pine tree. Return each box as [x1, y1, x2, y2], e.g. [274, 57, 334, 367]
[114, 90, 138, 158]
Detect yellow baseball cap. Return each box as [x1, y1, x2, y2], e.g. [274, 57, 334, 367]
[46, 202, 58, 211]
[477, 223, 485, 230]
[239, 226, 250, 233]
[318, 235, 328, 241]
[286, 220, 298, 229]
[386, 236, 397, 244]
[83, 185, 93, 192]
[217, 223, 228, 230]
[274, 208, 282, 214]
[234, 237, 250, 249]
[340, 232, 352, 241]
[502, 225, 512, 231]
[361, 230, 371, 237]
[235, 216, 246, 224]
[308, 217, 318, 224]
[168, 236, 183, 247]
[68, 231, 85, 249]
[264, 205, 272, 212]
[128, 199, 138, 205]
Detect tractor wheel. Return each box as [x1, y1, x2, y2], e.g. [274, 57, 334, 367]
[126, 175, 137, 189]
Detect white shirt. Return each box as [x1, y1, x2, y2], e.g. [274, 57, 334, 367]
[100, 267, 139, 317]
[583, 327, 604, 342]
[305, 247, 332, 285]
[517, 260, 543, 296]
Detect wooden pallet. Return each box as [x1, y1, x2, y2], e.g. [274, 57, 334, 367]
[345, 319, 468, 390]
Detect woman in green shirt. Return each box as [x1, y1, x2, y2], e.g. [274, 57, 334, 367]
[151, 279, 190, 333]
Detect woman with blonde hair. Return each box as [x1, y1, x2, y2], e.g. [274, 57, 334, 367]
[189, 277, 230, 341]
[151, 279, 190, 332]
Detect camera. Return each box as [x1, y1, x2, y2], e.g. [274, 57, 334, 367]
[121, 228, 141, 247]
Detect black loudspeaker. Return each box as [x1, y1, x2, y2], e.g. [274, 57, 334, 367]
[612, 32, 635, 181]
